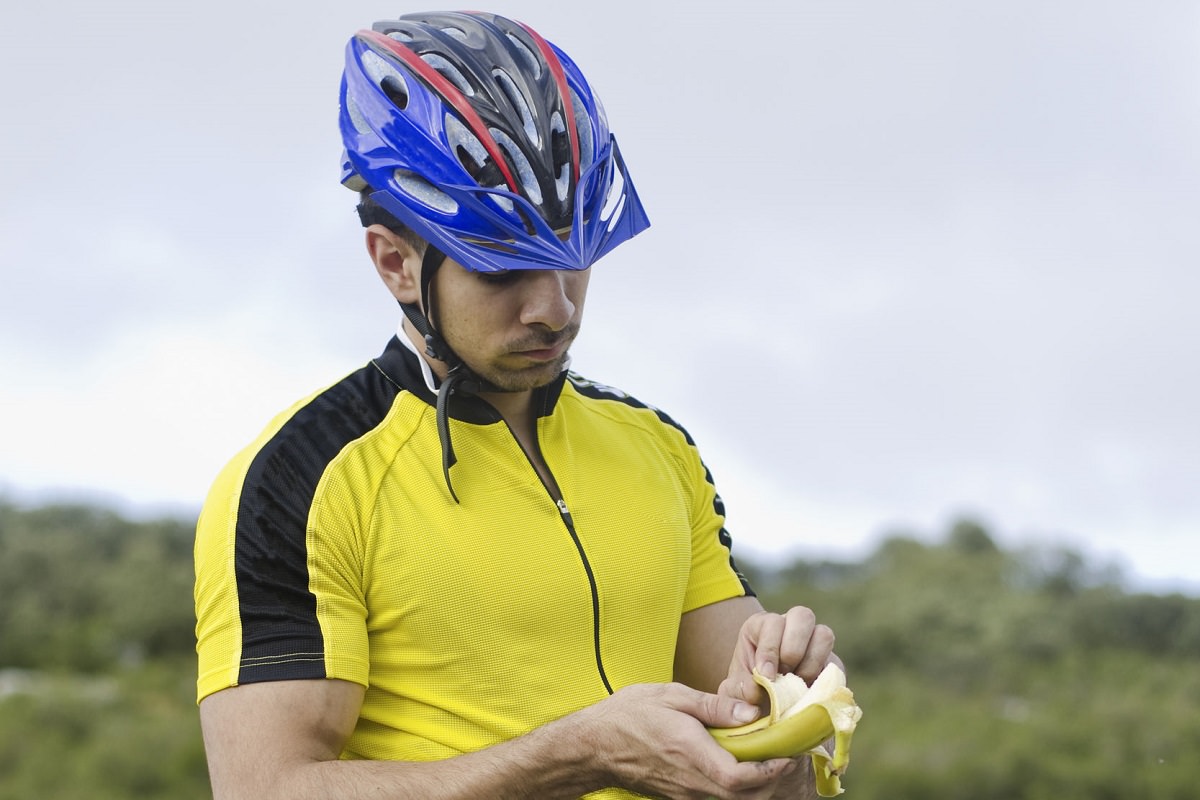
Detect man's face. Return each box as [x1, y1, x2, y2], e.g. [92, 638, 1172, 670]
[431, 260, 591, 393]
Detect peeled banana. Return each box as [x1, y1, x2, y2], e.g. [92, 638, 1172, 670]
[709, 663, 862, 797]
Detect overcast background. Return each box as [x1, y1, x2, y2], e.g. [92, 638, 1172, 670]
[3, 1, 1197, 593]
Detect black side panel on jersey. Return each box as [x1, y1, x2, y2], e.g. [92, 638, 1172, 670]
[232, 341, 407, 684]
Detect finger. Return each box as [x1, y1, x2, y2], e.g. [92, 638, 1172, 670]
[777, 606, 818, 675]
[749, 613, 787, 679]
[696, 689, 763, 728]
[765, 757, 812, 799]
[665, 683, 761, 728]
[793, 625, 836, 683]
[708, 757, 796, 800]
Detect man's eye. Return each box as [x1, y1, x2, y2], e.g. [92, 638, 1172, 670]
[478, 270, 519, 286]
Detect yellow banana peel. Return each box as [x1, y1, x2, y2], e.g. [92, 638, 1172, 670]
[708, 663, 862, 797]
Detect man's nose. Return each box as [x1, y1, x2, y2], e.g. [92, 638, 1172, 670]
[519, 271, 575, 330]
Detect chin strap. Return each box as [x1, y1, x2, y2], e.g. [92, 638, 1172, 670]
[433, 366, 481, 504]
[399, 244, 487, 504]
[401, 245, 453, 362]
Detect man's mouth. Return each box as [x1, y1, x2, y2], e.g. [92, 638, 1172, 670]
[510, 329, 574, 362]
[515, 340, 567, 361]
[511, 326, 576, 362]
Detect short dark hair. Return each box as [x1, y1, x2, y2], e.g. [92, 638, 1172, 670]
[357, 190, 427, 255]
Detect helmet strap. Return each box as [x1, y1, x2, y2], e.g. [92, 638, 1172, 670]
[399, 243, 486, 503]
[400, 244, 455, 363]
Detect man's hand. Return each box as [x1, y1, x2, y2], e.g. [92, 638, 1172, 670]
[767, 756, 823, 800]
[575, 682, 801, 799]
[718, 606, 837, 707]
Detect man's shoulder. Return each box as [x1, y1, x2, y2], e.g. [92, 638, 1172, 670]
[203, 354, 419, 508]
[565, 371, 652, 409]
[268, 360, 407, 450]
[563, 372, 696, 442]
[250, 338, 428, 458]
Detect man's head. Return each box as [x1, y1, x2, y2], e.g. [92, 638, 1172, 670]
[338, 11, 649, 386]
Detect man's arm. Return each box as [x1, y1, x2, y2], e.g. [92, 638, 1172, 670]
[200, 678, 602, 799]
[676, 596, 840, 701]
[674, 596, 844, 800]
[200, 675, 797, 800]
[675, 595, 766, 692]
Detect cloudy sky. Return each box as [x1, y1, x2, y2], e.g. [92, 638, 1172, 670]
[3, 1, 1198, 593]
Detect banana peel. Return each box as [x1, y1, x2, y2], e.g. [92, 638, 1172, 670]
[708, 663, 862, 796]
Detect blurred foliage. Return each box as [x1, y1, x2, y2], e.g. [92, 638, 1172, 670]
[0, 502, 195, 671]
[754, 519, 1200, 799]
[0, 500, 205, 799]
[2, 500, 1198, 798]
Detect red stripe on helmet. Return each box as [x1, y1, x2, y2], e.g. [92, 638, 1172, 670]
[359, 30, 519, 195]
[514, 22, 580, 186]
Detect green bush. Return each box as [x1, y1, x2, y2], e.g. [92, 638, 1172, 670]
[3, 501, 1199, 798]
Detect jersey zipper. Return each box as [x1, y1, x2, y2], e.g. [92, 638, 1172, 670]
[552, 495, 614, 695]
[511, 424, 615, 696]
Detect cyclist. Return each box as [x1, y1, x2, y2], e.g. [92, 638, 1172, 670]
[195, 12, 840, 799]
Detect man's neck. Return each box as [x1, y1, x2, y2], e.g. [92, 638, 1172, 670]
[480, 388, 536, 438]
[482, 386, 559, 494]
[399, 318, 539, 439]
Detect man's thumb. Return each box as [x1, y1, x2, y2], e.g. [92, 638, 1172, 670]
[693, 690, 762, 728]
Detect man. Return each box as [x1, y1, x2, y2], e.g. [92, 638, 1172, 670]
[195, 12, 841, 799]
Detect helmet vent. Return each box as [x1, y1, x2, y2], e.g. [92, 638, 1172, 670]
[362, 51, 411, 112]
[493, 69, 538, 145]
[385, 30, 414, 42]
[505, 33, 542, 79]
[445, 114, 494, 181]
[550, 111, 570, 201]
[513, 203, 537, 237]
[357, 50, 410, 110]
[381, 76, 409, 111]
[599, 163, 626, 228]
[440, 26, 469, 42]
[491, 128, 542, 206]
[393, 169, 459, 214]
[346, 94, 372, 136]
[568, 87, 595, 172]
[421, 53, 475, 97]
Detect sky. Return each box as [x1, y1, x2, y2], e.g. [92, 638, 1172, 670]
[2, 1, 1198, 594]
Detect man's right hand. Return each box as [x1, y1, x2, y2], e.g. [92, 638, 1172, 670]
[571, 682, 798, 800]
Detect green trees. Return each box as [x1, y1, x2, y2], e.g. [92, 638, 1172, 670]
[2, 500, 1197, 798]
[0, 501, 204, 799]
[0, 502, 195, 671]
[755, 519, 1200, 799]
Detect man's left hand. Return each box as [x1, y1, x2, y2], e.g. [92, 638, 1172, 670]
[718, 606, 837, 707]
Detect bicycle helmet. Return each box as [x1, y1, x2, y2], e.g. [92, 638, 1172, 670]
[339, 11, 649, 275]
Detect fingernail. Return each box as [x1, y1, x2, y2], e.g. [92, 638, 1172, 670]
[758, 661, 776, 679]
[733, 702, 758, 723]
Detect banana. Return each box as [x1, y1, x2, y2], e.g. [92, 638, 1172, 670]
[708, 663, 862, 797]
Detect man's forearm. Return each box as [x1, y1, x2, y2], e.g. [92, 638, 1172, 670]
[213, 713, 607, 800]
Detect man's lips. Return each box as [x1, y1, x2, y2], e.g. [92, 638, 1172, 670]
[508, 324, 578, 362]
[510, 332, 572, 362]
[514, 339, 568, 361]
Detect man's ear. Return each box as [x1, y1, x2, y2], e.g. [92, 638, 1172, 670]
[366, 224, 422, 305]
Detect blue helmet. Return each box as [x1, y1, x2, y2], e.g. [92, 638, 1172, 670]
[339, 11, 650, 274]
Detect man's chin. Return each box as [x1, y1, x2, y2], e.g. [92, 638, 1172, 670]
[476, 355, 569, 393]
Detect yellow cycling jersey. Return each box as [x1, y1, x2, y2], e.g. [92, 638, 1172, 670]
[195, 336, 752, 796]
